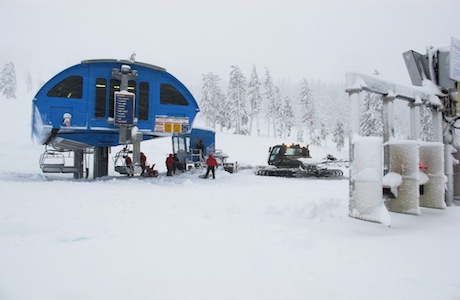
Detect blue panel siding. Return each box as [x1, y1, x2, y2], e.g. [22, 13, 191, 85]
[32, 60, 199, 148]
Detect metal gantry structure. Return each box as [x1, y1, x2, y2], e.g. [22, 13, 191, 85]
[346, 40, 459, 224]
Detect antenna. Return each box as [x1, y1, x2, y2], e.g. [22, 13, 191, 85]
[129, 52, 136, 62]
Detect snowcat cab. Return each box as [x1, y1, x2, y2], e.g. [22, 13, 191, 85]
[268, 144, 311, 168]
[257, 143, 343, 178]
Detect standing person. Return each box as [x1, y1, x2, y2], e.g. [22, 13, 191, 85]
[140, 152, 147, 175]
[165, 154, 175, 176]
[172, 153, 179, 174]
[195, 140, 205, 161]
[204, 154, 218, 179]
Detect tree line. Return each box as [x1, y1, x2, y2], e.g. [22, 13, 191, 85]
[0, 61, 34, 100]
[198, 65, 347, 151]
[1, 60, 354, 151]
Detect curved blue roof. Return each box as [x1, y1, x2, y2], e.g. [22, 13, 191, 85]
[32, 59, 200, 150]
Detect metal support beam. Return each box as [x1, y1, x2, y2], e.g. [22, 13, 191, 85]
[409, 101, 421, 141]
[94, 147, 109, 178]
[383, 94, 395, 174]
[345, 84, 362, 216]
[73, 150, 84, 179]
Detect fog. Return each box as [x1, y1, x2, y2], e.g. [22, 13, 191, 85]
[1, 0, 460, 90]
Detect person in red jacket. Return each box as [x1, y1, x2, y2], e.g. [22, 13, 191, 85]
[165, 154, 175, 176]
[204, 154, 218, 179]
[123, 155, 134, 177]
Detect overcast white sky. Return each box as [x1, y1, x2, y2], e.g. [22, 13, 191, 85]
[1, 0, 460, 90]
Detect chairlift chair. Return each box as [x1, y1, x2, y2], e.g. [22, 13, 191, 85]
[39, 148, 79, 173]
[113, 147, 134, 176]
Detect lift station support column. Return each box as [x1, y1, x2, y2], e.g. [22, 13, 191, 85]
[94, 147, 109, 178]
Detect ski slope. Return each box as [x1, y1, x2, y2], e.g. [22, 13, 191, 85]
[0, 98, 459, 300]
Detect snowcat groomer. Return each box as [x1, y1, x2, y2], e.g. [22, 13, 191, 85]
[256, 144, 344, 178]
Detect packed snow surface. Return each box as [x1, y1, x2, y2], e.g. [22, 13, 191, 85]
[1, 98, 459, 300]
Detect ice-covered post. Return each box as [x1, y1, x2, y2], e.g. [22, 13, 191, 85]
[346, 75, 389, 225]
[409, 98, 421, 141]
[383, 93, 420, 215]
[387, 140, 421, 215]
[346, 83, 361, 215]
[430, 104, 453, 205]
[383, 93, 395, 173]
[419, 142, 446, 209]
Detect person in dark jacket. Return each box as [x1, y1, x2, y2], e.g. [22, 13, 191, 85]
[172, 153, 179, 174]
[195, 140, 205, 161]
[204, 154, 218, 179]
[166, 154, 175, 176]
[140, 152, 147, 175]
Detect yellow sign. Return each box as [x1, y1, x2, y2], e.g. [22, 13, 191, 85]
[173, 123, 182, 133]
[154, 115, 190, 133]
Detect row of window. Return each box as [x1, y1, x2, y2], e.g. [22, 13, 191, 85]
[46, 75, 190, 120]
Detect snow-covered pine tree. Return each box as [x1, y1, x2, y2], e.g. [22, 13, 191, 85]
[247, 65, 262, 136]
[227, 65, 248, 135]
[296, 129, 304, 142]
[333, 120, 345, 151]
[298, 78, 315, 142]
[200, 72, 224, 129]
[279, 96, 294, 139]
[263, 68, 277, 138]
[360, 92, 383, 136]
[24, 71, 33, 93]
[273, 86, 283, 137]
[320, 122, 328, 147]
[0, 62, 17, 99]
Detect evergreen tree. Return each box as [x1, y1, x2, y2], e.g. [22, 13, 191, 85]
[333, 120, 345, 151]
[200, 72, 224, 129]
[279, 96, 295, 139]
[298, 78, 315, 142]
[247, 65, 262, 136]
[217, 94, 232, 131]
[0, 62, 17, 99]
[227, 65, 248, 134]
[263, 68, 278, 138]
[360, 92, 383, 136]
[296, 128, 304, 143]
[24, 71, 33, 93]
[320, 122, 328, 147]
[273, 86, 283, 137]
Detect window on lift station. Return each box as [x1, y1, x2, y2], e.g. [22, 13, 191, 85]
[47, 75, 83, 98]
[160, 83, 189, 106]
[139, 82, 149, 120]
[95, 78, 107, 118]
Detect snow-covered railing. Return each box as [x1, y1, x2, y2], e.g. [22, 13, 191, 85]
[346, 72, 445, 106]
[346, 72, 446, 226]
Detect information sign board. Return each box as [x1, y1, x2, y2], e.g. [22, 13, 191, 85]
[114, 91, 135, 126]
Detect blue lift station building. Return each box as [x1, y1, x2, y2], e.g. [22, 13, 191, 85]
[32, 59, 200, 178]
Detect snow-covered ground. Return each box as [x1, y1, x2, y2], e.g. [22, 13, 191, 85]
[0, 97, 459, 300]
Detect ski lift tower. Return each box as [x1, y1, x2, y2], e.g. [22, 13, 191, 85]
[346, 38, 460, 224]
[403, 37, 460, 206]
